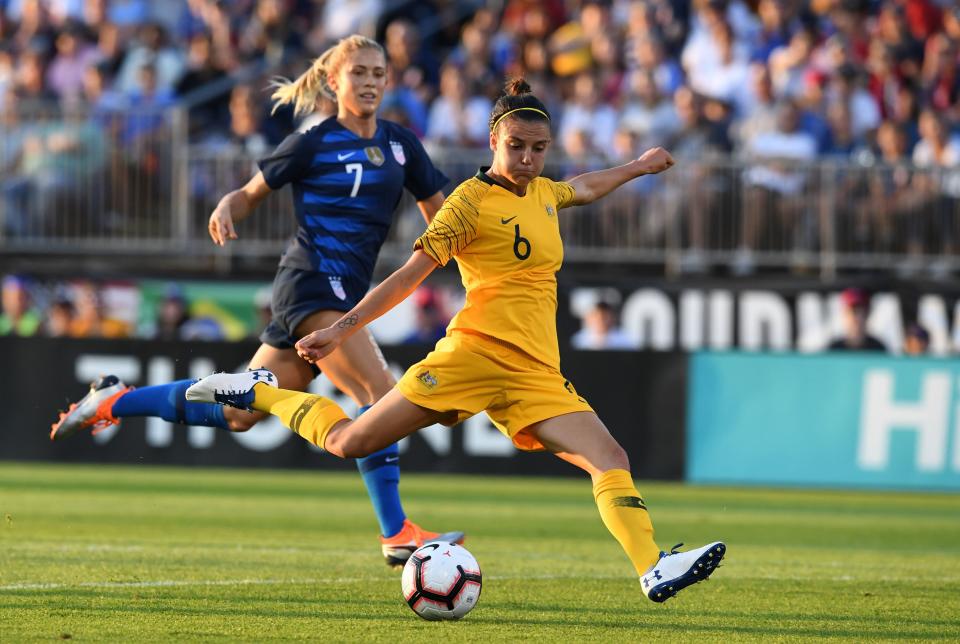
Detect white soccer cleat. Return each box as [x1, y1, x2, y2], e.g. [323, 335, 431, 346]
[185, 369, 278, 410]
[640, 541, 726, 603]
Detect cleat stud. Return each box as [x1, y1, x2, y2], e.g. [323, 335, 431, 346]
[693, 569, 698, 574]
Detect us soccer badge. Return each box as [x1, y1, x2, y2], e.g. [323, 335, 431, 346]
[390, 140, 406, 165]
[364, 146, 385, 166]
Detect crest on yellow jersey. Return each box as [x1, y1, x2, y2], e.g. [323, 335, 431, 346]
[416, 370, 438, 389]
[364, 146, 385, 166]
[546, 204, 556, 218]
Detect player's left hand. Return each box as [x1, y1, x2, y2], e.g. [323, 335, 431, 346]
[636, 147, 675, 175]
[296, 327, 341, 362]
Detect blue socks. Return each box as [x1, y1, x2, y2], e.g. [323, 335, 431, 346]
[354, 404, 406, 538]
[111, 380, 229, 429]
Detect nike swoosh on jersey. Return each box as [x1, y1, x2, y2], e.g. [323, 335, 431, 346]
[500, 216, 517, 224]
[338, 152, 356, 161]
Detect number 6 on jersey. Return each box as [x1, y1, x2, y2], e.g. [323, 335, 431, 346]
[346, 162, 363, 197]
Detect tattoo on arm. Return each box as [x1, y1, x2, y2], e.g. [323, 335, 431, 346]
[337, 314, 359, 329]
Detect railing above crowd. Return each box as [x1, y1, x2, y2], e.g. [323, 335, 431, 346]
[1, 103, 958, 280]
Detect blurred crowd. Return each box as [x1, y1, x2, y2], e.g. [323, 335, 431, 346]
[2, 0, 960, 267]
[3, 0, 960, 161]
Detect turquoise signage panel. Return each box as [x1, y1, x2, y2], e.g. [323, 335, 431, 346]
[688, 352, 960, 490]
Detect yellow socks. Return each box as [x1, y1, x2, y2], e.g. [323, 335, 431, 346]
[251, 383, 349, 450]
[593, 469, 661, 575]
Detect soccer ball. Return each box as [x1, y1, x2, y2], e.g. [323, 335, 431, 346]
[401, 542, 482, 620]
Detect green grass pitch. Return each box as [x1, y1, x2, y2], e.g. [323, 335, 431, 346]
[2, 462, 959, 642]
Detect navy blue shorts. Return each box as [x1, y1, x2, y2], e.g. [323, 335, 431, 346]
[260, 266, 367, 350]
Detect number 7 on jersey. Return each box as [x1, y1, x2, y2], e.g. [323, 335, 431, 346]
[345, 162, 363, 197]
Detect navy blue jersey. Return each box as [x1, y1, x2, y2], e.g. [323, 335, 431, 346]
[258, 118, 448, 285]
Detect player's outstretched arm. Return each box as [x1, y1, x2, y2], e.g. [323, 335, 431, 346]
[567, 147, 675, 206]
[208, 172, 272, 246]
[296, 250, 439, 361]
[416, 191, 446, 224]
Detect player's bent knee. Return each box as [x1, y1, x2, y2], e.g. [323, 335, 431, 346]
[337, 431, 378, 459]
[606, 443, 630, 471]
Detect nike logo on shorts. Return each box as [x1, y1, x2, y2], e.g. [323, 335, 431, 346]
[338, 152, 356, 161]
[500, 216, 517, 224]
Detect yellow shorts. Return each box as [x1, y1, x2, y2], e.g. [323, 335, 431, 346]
[396, 331, 594, 451]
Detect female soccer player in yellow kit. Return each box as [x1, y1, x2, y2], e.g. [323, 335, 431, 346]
[189, 79, 725, 602]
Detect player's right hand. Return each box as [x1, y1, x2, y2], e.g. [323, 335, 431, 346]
[208, 207, 238, 246]
[296, 327, 341, 362]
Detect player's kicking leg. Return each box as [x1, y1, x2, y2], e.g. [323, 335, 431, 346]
[292, 312, 465, 567]
[530, 411, 726, 603]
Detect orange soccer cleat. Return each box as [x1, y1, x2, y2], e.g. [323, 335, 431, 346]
[50, 376, 131, 441]
[380, 519, 466, 569]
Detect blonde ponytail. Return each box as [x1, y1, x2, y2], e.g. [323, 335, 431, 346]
[270, 35, 384, 118]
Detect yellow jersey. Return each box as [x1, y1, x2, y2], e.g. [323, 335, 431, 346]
[414, 168, 576, 370]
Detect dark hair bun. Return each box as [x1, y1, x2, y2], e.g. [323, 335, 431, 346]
[505, 78, 532, 96]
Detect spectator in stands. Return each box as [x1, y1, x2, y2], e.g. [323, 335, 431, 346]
[68, 279, 130, 338]
[150, 283, 221, 341]
[239, 0, 302, 66]
[909, 109, 960, 273]
[0, 275, 41, 337]
[558, 72, 618, 154]
[827, 63, 881, 140]
[119, 62, 175, 146]
[381, 61, 427, 135]
[14, 49, 58, 108]
[385, 18, 439, 99]
[874, 3, 924, 73]
[823, 101, 858, 157]
[828, 288, 887, 352]
[175, 31, 230, 138]
[571, 300, 633, 350]
[768, 27, 815, 99]
[402, 287, 449, 345]
[740, 100, 817, 268]
[627, 35, 683, 97]
[687, 21, 750, 114]
[92, 22, 125, 77]
[903, 322, 930, 356]
[920, 32, 959, 118]
[619, 69, 681, 151]
[114, 22, 184, 95]
[591, 30, 623, 104]
[46, 21, 99, 103]
[425, 63, 491, 147]
[750, 0, 791, 63]
[734, 63, 779, 149]
[665, 85, 731, 161]
[43, 291, 74, 337]
[856, 121, 913, 253]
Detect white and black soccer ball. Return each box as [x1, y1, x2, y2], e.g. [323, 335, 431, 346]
[401, 542, 482, 621]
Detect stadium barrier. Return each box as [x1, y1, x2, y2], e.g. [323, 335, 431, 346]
[688, 352, 960, 490]
[0, 337, 686, 479]
[3, 103, 960, 276]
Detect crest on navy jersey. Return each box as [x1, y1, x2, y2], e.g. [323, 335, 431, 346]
[364, 146, 385, 166]
[390, 140, 406, 165]
[328, 276, 347, 301]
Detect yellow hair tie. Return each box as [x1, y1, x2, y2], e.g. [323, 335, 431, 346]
[491, 107, 550, 132]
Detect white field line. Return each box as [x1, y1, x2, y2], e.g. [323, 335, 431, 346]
[5, 572, 957, 592]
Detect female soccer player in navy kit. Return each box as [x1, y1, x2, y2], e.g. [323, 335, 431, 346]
[50, 35, 462, 566]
